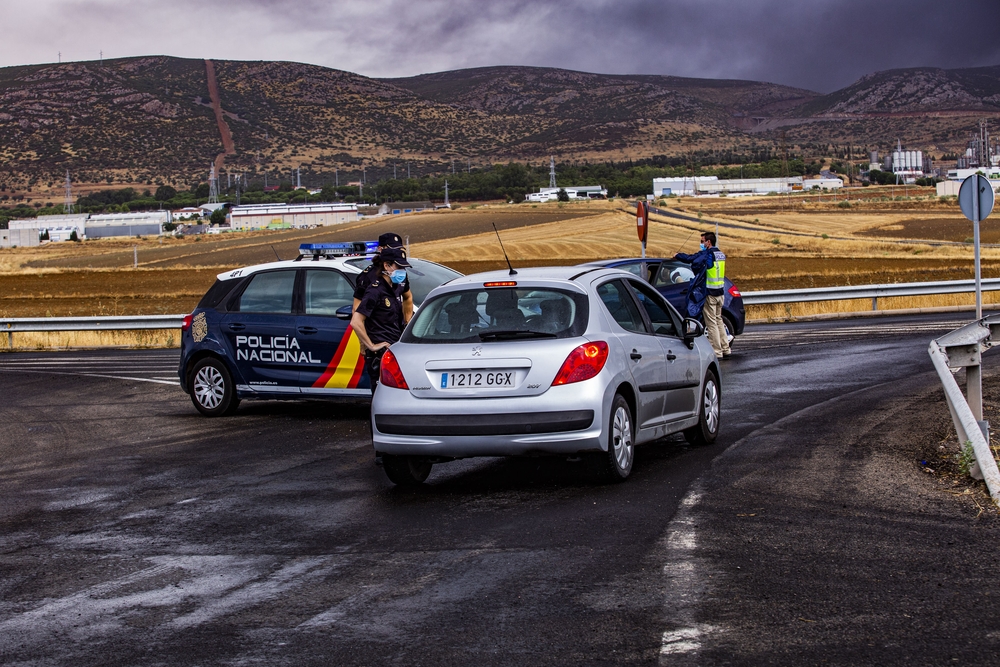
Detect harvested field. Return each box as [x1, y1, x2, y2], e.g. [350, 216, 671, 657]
[857, 217, 1000, 243]
[19, 205, 608, 271]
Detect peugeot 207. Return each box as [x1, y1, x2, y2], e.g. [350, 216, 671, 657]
[371, 266, 721, 485]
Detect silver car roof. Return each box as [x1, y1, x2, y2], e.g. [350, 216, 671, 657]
[425, 266, 637, 296]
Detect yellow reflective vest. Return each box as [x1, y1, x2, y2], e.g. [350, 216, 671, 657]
[706, 250, 726, 291]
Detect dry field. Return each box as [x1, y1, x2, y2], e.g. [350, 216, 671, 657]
[2, 194, 998, 349]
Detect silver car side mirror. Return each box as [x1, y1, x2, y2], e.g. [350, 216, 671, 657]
[683, 318, 704, 347]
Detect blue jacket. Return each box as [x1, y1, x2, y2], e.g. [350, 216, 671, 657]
[673, 248, 715, 319]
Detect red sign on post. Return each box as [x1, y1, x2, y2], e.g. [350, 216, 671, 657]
[636, 201, 648, 244]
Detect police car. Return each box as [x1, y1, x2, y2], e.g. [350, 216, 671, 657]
[178, 242, 462, 416]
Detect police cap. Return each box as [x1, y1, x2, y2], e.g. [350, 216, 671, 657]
[381, 246, 411, 267]
[378, 233, 404, 248]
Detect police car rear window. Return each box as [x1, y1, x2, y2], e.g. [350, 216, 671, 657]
[197, 279, 239, 310]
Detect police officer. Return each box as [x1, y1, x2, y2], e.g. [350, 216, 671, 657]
[353, 232, 413, 324]
[702, 231, 731, 359]
[676, 231, 729, 359]
[350, 246, 411, 395]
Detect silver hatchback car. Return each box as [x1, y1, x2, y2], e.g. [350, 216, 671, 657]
[371, 266, 721, 485]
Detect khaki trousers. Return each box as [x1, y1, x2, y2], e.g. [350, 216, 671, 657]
[704, 294, 730, 358]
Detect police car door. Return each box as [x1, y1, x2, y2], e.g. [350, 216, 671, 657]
[221, 269, 301, 395]
[297, 268, 370, 396]
[650, 260, 697, 316]
[627, 279, 699, 423]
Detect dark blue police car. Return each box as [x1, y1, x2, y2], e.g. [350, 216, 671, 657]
[178, 242, 461, 416]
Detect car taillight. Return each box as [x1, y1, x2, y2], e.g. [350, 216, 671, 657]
[380, 349, 409, 389]
[181, 314, 193, 331]
[728, 285, 741, 298]
[553, 341, 609, 386]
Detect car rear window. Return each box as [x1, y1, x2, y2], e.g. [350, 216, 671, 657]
[402, 287, 588, 344]
[197, 279, 239, 310]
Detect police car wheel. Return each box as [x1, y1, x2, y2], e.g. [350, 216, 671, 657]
[190, 358, 240, 417]
[382, 455, 432, 486]
[723, 316, 736, 346]
[684, 370, 720, 446]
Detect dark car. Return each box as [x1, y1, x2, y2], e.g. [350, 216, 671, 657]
[578, 258, 745, 342]
[178, 243, 462, 416]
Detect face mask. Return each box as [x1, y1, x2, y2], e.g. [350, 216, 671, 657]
[699, 243, 706, 251]
[390, 269, 407, 284]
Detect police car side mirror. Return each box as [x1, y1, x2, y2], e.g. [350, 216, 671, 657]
[335, 305, 353, 320]
[683, 318, 704, 347]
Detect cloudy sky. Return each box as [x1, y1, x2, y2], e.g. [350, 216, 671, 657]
[2, 0, 998, 93]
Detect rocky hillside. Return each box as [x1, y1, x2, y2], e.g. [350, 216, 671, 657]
[0, 57, 997, 195]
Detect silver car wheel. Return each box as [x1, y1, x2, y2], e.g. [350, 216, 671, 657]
[704, 377, 720, 434]
[612, 404, 633, 470]
[194, 365, 225, 409]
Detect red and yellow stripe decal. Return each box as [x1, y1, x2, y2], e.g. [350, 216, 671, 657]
[312, 329, 366, 388]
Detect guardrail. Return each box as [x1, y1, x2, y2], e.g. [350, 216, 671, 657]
[2, 315, 183, 349]
[741, 278, 1000, 310]
[929, 315, 1000, 504]
[1, 277, 998, 348]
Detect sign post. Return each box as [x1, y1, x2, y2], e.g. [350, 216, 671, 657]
[959, 174, 996, 319]
[637, 201, 649, 278]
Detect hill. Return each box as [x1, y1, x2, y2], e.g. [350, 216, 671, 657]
[0, 58, 998, 198]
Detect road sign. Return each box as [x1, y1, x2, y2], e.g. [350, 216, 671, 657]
[959, 174, 996, 319]
[636, 201, 648, 243]
[959, 174, 995, 223]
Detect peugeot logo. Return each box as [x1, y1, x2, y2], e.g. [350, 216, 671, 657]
[471, 346, 482, 356]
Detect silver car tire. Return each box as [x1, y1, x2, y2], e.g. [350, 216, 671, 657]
[190, 357, 240, 417]
[601, 394, 634, 482]
[684, 369, 720, 446]
[383, 455, 433, 486]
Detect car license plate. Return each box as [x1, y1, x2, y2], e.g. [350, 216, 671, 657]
[440, 370, 514, 389]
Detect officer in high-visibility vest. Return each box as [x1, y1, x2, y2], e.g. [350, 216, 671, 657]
[675, 231, 729, 359]
[702, 231, 731, 359]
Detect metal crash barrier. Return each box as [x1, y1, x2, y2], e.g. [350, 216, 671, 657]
[929, 314, 1000, 504]
[2, 315, 184, 349]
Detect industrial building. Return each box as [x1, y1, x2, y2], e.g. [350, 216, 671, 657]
[0, 228, 41, 248]
[8, 214, 88, 243]
[86, 211, 170, 239]
[525, 186, 608, 203]
[652, 176, 810, 197]
[229, 203, 359, 231]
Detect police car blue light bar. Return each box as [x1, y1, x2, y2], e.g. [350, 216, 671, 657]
[299, 242, 378, 257]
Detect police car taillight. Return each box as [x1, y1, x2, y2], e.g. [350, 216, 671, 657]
[379, 349, 409, 389]
[181, 314, 193, 331]
[728, 285, 742, 298]
[298, 241, 379, 258]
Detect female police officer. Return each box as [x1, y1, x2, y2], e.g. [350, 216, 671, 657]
[349, 246, 411, 395]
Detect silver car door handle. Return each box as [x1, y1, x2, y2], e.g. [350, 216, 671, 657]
[666, 352, 677, 361]
[630, 350, 642, 360]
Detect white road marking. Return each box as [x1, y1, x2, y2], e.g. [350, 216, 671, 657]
[658, 485, 720, 664]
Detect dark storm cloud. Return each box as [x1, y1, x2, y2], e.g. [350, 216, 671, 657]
[3, 0, 998, 93]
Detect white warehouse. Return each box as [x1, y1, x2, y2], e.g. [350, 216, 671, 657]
[525, 186, 607, 203]
[230, 203, 359, 231]
[653, 176, 808, 197]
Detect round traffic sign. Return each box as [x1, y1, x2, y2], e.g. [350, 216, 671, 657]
[636, 201, 648, 243]
[959, 174, 995, 223]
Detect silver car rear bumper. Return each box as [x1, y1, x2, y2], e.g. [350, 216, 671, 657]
[371, 382, 610, 457]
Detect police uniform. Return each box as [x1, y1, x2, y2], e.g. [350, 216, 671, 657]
[356, 273, 405, 394]
[353, 232, 410, 302]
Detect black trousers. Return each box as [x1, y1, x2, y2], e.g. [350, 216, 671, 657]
[364, 348, 387, 396]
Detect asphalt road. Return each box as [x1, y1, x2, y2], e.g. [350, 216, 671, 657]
[1, 313, 998, 666]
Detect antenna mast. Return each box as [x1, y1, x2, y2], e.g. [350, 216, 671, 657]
[63, 171, 73, 214]
[444, 180, 449, 207]
[208, 165, 219, 204]
[492, 223, 517, 276]
[549, 156, 557, 189]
